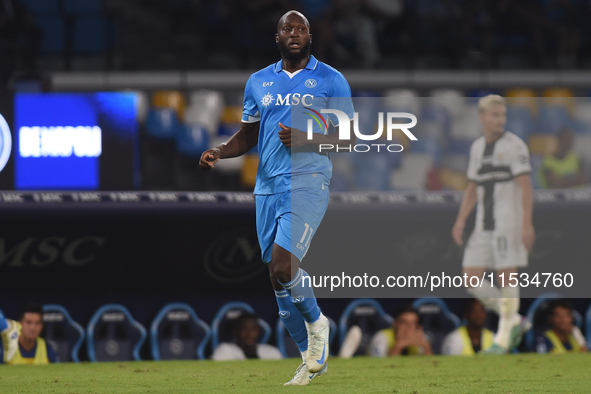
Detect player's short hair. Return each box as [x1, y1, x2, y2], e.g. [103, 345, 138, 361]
[18, 303, 43, 321]
[394, 304, 422, 325]
[478, 94, 506, 113]
[548, 299, 573, 315]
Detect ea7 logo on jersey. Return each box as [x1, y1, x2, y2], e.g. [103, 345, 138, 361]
[263, 82, 273, 87]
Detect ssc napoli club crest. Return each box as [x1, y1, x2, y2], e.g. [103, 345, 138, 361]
[305, 79, 317, 88]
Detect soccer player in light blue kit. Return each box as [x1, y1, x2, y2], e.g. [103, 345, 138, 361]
[200, 10, 353, 386]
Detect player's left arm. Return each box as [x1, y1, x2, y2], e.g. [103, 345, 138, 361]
[516, 173, 535, 252]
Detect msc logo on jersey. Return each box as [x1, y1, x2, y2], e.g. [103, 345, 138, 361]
[276, 93, 314, 106]
[305, 79, 317, 88]
[261, 92, 274, 108]
[0, 114, 12, 173]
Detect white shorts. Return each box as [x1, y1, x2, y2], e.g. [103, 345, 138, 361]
[462, 227, 528, 270]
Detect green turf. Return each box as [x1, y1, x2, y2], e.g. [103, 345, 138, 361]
[0, 354, 589, 394]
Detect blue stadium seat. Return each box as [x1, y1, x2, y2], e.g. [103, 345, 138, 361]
[42, 305, 85, 363]
[35, 16, 66, 54]
[86, 304, 147, 362]
[0, 308, 3, 364]
[146, 108, 181, 140]
[20, 0, 60, 14]
[62, 0, 103, 15]
[276, 316, 337, 358]
[412, 298, 460, 355]
[338, 299, 393, 356]
[211, 302, 272, 350]
[150, 303, 211, 360]
[537, 106, 572, 134]
[446, 138, 473, 154]
[73, 16, 112, 54]
[411, 137, 442, 163]
[525, 293, 583, 352]
[175, 125, 209, 158]
[506, 105, 534, 141]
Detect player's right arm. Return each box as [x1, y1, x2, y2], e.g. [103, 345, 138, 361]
[199, 121, 260, 171]
[452, 181, 477, 246]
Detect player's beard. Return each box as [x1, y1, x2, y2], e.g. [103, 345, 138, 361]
[278, 40, 311, 64]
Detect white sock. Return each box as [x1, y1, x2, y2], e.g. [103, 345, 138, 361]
[466, 279, 502, 314]
[494, 286, 521, 348]
[301, 350, 307, 363]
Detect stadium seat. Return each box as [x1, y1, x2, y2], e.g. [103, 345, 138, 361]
[542, 88, 575, 115]
[352, 151, 393, 191]
[86, 304, 147, 362]
[35, 16, 66, 54]
[175, 124, 209, 158]
[73, 16, 111, 55]
[429, 89, 466, 119]
[185, 90, 225, 135]
[150, 303, 211, 360]
[412, 298, 460, 355]
[0, 308, 3, 363]
[528, 134, 558, 156]
[506, 105, 534, 140]
[276, 316, 337, 358]
[240, 154, 259, 189]
[450, 104, 481, 140]
[383, 89, 421, 115]
[152, 91, 187, 121]
[145, 108, 181, 140]
[221, 106, 243, 124]
[62, 0, 103, 15]
[439, 167, 468, 191]
[536, 106, 573, 134]
[505, 88, 538, 115]
[410, 137, 442, 163]
[210, 302, 271, 350]
[525, 293, 583, 352]
[338, 299, 393, 356]
[42, 305, 85, 363]
[20, 0, 60, 15]
[573, 134, 591, 163]
[390, 153, 433, 190]
[419, 105, 450, 138]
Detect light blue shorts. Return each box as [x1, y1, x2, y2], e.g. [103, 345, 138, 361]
[255, 176, 329, 263]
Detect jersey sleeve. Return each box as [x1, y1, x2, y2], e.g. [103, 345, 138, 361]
[441, 330, 463, 355]
[466, 141, 480, 182]
[241, 76, 261, 123]
[326, 72, 354, 129]
[511, 139, 532, 177]
[368, 331, 388, 357]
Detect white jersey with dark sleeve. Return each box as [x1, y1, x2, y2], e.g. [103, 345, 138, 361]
[466, 131, 531, 232]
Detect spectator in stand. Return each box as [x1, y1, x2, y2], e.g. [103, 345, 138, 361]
[540, 128, 588, 189]
[535, 299, 588, 354]
[212, 313, 282, 360]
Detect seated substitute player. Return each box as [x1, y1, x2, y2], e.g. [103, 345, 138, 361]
[368, 305, 432, 357]
[442, 299, 495, 355]
[200, 10, 354, 385]
[0, 304, 58, 364]
[452, 94, 533, 354]
[535, 300, 588, 354]
[539, 128, 588, 189]
[212, 313, 282, 361]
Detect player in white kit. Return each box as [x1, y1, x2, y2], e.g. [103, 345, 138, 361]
[452, 94, 534, 354]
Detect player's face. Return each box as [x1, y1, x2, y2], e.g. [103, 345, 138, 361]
[466, 302, 487, 327]
[276, 14, 311, 62]
[479, 103, 506, 136]
[19, 313, 43, 341]
[237, 319, 260, 347]
[394, 312, 419, 332]
[550, 306, 573, 333]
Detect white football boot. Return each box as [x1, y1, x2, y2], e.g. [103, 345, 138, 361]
[305, 314, 329, 373]
[284, 362, 328, 386]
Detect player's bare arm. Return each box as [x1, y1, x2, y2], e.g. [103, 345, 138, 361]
[516, 173, 535, 252]
[199, 121, 260, 171]
[452, 181, 478, 246]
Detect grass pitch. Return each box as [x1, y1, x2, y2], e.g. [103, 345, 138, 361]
[0, 354, 589, 394]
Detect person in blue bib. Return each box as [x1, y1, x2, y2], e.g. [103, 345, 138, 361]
[200, 10, 353, 386]
[0, 304, 58, 364]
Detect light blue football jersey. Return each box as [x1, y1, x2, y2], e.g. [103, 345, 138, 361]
[242, 55, 354, 195]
